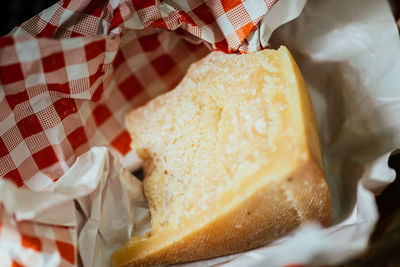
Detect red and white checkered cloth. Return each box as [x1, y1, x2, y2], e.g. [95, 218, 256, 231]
[0, 202, 76, 266]
[0, 0, 279, 266]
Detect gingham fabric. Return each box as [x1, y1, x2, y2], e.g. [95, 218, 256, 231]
[0, 202, 76, 266]
[0, 0, 279, 266]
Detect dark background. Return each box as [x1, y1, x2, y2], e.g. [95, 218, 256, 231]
[0, 0, 56, 36]
[1, 0, 400, 266]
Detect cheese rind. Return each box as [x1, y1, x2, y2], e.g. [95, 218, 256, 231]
[113, 46, 331, 267]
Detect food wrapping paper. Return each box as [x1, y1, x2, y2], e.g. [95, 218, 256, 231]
[0, 0, 399, 266]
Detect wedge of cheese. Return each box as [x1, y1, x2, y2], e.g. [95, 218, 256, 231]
[113, 46, 331, 267]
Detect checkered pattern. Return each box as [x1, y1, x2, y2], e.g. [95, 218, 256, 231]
[0, 203, 76, 266]
[10, 0, 278, 51]
[0, 0, 279, 266]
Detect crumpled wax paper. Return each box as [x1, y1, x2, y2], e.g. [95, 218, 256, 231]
[2, 0, 400, 266]
[0, 147, 148, 267]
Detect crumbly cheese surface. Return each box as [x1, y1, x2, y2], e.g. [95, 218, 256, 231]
[117, 46, 331, 267]
[128, 50, 302, 232]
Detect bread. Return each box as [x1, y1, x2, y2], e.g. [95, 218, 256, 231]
[112, 46, 332, 267]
